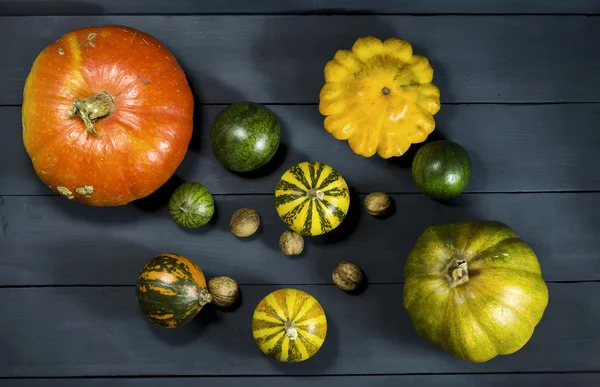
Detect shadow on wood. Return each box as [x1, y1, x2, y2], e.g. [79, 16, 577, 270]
[134, 174, 185, 213]
[312, 187, 362, 246]
[267, 314, 339, 373]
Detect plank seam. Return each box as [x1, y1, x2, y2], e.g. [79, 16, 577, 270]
[1, 13, 599, 17]
[0, 280, 598, 289]
[1, 370, 600, 379]
[2, 190, 600, 198]
[3, 102, 600, 108]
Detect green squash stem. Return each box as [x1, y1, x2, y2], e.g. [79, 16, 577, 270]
[446, 259, 469, 288]
[198, 288, 213, 306]
[70, 91, 114, 134]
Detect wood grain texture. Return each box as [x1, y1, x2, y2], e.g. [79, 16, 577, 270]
[1, 193, 598, 286]
[1, 16, 600, 105]
[0, 283, 598, 377]
[5, 104, 600, 196]
[1, 0, 599, 15]
[3, 374, 600, 387]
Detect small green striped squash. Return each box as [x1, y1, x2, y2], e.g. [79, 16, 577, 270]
[252, 288, 327, 363]
[275, 161, 350, 236]
[135, 253, 212, 328]
[169, 182, 215, 228]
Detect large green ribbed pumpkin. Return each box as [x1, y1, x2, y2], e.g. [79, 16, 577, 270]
[135, 254, 212, 328]
[404, 220, 549, 362]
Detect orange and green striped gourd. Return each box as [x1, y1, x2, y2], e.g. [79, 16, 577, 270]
[252, 288, 328, 363]
[135, 253, 212, 328]
[275, 161, 350, 236]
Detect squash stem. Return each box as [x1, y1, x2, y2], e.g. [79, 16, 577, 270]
[70, 91, 114, 134]
[198, 288, 213, 306]
[284, 320, 298, 340]
[446, 259, 469, 288]
[307, 189, 325, 200]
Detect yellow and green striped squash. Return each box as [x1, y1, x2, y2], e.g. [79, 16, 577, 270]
[275, 161, 350, 236]
[252, 288, 328, 363]
[135, 253, 212, 328]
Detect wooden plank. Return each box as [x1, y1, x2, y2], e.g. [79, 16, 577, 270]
[1, 193, 598, 286]
[1, 16, 599, 105]
[0, 283, 598, 377]
[3, 374, 600, 387]
[3, 104, 600, 196]
[1, 0, 599, 15]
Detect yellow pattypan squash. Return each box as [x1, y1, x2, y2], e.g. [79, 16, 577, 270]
[319, 36, 441, 158]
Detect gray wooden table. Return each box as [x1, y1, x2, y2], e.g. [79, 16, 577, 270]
[1, 1, 599, 385]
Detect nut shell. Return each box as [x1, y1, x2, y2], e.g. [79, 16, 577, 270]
[364, 192, 391, 216]
[207, 276, 240, 308]
[230, 208, 260, 237]
[332, 261, 363, 291]
[279, 230, 304, 256]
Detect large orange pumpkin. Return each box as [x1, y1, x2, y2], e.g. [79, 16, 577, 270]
[22, 25, 194, 206]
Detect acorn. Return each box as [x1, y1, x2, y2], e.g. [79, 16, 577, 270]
[207, 276, 240, 308]
[279, 230, 304, 256]
[230, 208, 260, 237]
[364, 192, 391, 216]
[332, 261, 363, 291]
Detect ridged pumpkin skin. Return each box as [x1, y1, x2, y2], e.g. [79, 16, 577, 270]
[252, 288, 327, 363]
[275, 161, 350, 236]
[404, 221, 549, 363]
[135, 254, 212, 328]
[319, 36, 441, 159]
[22, 26, 194, 206]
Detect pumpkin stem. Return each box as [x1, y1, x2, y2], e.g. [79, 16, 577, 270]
[382, 87, 391, 96]
[446, 259, 469, 288]
[307, 188, 325, 200]
[70, 91, 114, 134]
[198, 288, 213, 306]
[284, 320, 298, 340]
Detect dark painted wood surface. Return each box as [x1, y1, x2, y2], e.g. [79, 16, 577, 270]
[2, 16, 600, 105]
[1, 193, 598, 286]
[1, 284, 599, 377]
[2, 0, 600, 15]
[3, 104, 600, 196]
[4, 374, 600, 387]
[0, 3, 598, 385]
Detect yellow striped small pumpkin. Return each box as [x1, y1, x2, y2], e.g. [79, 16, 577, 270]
[275, 161, 350, 236]
[252, 288, 327, 363]
[135, 253, 212, 328]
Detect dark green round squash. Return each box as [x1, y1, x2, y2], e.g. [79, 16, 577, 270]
[169, 182, 214, 228]
[135, 253, 212, 328]
[210, 102, 280, 172]
[412, 140, 471, 200]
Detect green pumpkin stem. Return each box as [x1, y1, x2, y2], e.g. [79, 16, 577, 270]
[446, 259, 469, 288]
[70, 91, 114, 134]
[198, 288, 213, 306]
